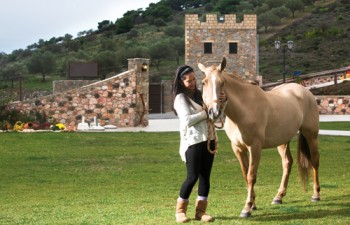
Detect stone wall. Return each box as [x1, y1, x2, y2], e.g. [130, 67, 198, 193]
[53, 80, 97, 94]
[8, 58, 150, 127]
[185, 14, 257, 84]
[316, 96, 350, 114]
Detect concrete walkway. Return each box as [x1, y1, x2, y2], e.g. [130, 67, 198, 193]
[108, 114, 350, 136]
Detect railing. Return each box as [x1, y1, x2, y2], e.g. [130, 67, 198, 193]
[261, 66, 350, 90]
[0, 76, 23, 101]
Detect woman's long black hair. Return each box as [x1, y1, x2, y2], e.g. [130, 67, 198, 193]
[172, 65, 203, 115]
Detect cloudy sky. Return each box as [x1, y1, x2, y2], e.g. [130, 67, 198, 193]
[0, 0, 159, 54]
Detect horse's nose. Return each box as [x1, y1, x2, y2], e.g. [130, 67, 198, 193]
[208, 107, 221, 121]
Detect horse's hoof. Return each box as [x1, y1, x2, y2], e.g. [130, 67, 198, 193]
[240, 211, 251, 218]
[271, 198, 282, 204]
[312, 197, 320, 202]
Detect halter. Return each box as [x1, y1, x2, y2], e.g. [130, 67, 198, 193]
[203, 101, 225, 155]
[202, 71, 226, 154]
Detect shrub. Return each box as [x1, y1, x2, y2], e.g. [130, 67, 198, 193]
[154, 18, 167, 27]
[164, 25, 184, 37]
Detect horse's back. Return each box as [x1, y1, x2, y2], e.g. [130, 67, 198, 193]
[269, 83, 319, 133]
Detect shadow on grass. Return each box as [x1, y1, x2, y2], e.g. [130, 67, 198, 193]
[250, 208, 350, 222]
[215, 194, 350, 222]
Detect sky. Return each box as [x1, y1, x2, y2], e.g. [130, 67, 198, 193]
[0, 0, 160, 54]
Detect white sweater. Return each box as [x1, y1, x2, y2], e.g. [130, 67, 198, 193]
[174, 93, 215, 162]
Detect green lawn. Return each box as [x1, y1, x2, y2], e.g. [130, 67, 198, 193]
[0, 132, 349, 224]
[319, 122, 350, 131]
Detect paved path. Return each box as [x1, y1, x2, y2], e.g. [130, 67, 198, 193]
[108, 114, 350, 136]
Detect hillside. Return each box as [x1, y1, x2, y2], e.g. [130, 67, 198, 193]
[259, 0, 350, 82]
[1, 0, 350, 99]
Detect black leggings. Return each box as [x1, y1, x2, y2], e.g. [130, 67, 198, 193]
[179, 141, 215, 199]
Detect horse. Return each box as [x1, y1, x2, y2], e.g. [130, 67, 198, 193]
[198, 57, 320, 218]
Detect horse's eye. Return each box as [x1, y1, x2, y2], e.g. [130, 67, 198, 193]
[201, 77, 207, 86]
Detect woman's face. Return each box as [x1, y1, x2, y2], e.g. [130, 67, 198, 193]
[181, 72, 196, 90]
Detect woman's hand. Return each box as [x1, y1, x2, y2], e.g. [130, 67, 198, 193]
[218, 92, 227, 102]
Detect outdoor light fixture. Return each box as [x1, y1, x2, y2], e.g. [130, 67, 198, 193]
[274, 40, 293, 83]
[141, 62, 148, 72]
[274, 40, 281, 50]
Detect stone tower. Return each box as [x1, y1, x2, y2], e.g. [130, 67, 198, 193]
[185, 14, 257, 83]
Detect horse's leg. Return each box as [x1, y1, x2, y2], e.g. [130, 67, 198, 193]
[240, 144, 262, 218]
[272, 142, 293, 204]
[232, 145, 249, 184]
[307, 136, 321, 202]
[232, 145, 257, 210]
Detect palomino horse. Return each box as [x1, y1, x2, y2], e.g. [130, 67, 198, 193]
[198, 58, 320, 218]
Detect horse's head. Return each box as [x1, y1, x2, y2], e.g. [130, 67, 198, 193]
[198, 57, 226, 122]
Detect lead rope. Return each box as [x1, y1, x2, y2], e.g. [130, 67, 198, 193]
[206, 119, 218, 155]
[204, 97, 227, 154]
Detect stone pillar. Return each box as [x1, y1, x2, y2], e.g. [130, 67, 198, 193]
[128, 58, 150, 126]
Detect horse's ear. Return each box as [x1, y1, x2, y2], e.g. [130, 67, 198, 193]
[198, 62, 206, 73]
[218, 57, 226, 72]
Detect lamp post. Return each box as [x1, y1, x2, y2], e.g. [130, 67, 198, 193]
[274, 40, 293, 83]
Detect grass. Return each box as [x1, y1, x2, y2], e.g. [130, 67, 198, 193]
[0, 131, 349, 224]
[319, 122, 350, 130]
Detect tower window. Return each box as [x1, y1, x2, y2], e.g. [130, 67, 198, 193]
[204, 43, 212, 54]
[229, 42, 238, 54]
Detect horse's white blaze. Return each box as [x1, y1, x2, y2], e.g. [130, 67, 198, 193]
[211, 76, 218, 112]
[211, 74, 217, 101]
[211, 73, 218, 103]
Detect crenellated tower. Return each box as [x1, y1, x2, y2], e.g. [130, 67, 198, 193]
[185, 14, 258, 83]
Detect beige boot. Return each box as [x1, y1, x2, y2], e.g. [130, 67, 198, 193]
[195, 200, 214, 222]
[175, 200, 190, 223]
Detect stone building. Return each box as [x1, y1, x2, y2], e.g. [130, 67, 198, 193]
[185, 14, 258, 83]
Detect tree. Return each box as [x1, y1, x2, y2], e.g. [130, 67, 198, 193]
[123, 9, 145, 25]
[258, 11, 280, 32]
[170, 37, 185, 65]
[148, 41, 173, 70]
[98, 20, 113, 31]
[271, 6, 291, 19]
[302, 0, 317, 6]
[127, 29, 139, 39]
[163, 0, 185, 11]
[0, 62, 25, 87]
[144, 3, 173, 22]
[214, 0, 241, 14]
[285, 0, 304, 18]
[164, 25, 184, 37]
[115, 16, 134, 34]
[100, 39, 116, 51]
[93, 51, 120, 78]
[237, 1, 254, 12]
[154, 18, 167, 27]
[63, 34, 73, 42]
[265, 0, 284, 9]
[27, 51, 55, 82]
[204, 3, 214, 12]
[77, 30, 87, 37]
[0, 52, 8, 67]
[255, 3, 270, 14]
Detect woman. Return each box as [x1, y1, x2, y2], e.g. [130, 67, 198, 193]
[172, 65, 226, 223]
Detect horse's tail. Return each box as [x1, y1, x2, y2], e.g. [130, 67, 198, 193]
[297, 133, 311, 190]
